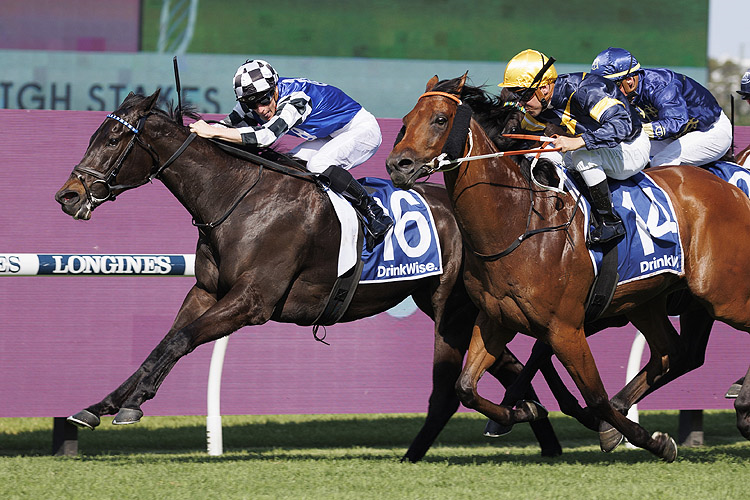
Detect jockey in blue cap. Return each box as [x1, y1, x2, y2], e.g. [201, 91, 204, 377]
[738, 69, 750, 103]
[591, 47, 732, 167]
[190, 59, 393, 243]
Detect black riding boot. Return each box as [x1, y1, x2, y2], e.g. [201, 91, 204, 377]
[587, 179, 625, 245]
[320, 166, 394, 245]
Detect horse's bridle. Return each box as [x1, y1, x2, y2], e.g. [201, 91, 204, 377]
[415, 91, 580, 261]
[72, 112, 195, 207]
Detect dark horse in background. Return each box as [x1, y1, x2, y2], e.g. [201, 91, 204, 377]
[54, 90, 563, 462]
[387, 74, 750, 462]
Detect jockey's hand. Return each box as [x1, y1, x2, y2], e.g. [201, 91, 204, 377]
[189, 119, 216, 138]
[189, 120, 242, 144]
[552, 135, 585, 153]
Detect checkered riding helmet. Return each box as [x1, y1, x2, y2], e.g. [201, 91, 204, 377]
[737, 70, 750, 98]
[233, 59, 279, 100]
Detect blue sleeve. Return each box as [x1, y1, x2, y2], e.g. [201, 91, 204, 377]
[576, 84, 635, 149]
[643, 80, 689, 139]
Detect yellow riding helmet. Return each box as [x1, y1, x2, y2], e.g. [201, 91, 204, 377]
[498, 49, 557, 89]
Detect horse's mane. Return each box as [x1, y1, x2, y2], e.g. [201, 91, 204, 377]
[431, 77, 559, 187]
[430, 78, 520, 149]
[121, 92, 305, 171]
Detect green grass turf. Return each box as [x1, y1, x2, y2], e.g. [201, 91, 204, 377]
[1, 410, 748, 499]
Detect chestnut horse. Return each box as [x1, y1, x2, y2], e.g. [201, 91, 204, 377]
[53, 90, 563, 461]
[387, 75, 750, 462]
[737, 143, 750, 167]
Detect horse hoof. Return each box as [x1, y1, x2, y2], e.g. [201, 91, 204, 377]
[113, 408, 143, 425]
[67, 409, 100, 430]
[599, 422, 624, 452]
[725, 383, 742, 399]
[652, 431, 678, 462]
[484, 419, 513, 438]
[517, 400, 548, 421]
[541, 444, 563, 458]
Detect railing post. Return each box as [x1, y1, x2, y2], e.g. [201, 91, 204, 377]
[52, 417, 78, 456]
[678, 409, 704, 447]
[206, 335, 229, 456]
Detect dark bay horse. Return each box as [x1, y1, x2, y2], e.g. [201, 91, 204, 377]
[386, 75, 750, 462]
[53, 90, 562, 462]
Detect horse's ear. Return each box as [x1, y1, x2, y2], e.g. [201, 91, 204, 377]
[144, 89, 162, 112]
[425, 76, 439, 92]
[457, 72, 468, 93]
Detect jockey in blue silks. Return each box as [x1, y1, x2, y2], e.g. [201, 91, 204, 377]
[591, 47, 732, 167]
[190, 59, 393, 243]
[738, 69, 750, 104]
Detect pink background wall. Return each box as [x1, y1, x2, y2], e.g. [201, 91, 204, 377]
[1, 108, 748, 419]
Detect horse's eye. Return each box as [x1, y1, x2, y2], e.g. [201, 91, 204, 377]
[108, 138, 118, 146]
[435, 116, 448, 126]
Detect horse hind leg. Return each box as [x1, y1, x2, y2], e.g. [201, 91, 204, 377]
[734, 364, 750, 440]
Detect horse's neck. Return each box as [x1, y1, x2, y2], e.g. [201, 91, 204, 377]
[444, 122, 531, 248]
[151, 129, 262, 224]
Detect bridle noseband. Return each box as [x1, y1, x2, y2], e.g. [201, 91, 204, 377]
[72, 112, 195, 207]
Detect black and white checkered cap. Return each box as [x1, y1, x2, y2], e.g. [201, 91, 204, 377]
[233, 59, 279, 100]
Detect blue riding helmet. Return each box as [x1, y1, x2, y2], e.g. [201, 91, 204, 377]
[737, 70, 750, 99]
[591, 47, 642, 100]
[590, 47, 641, 80]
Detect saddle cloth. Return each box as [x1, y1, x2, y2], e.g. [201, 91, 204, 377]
[562, 169, 684, 284]
[707, 161, 750, 196]
[327, 177, 443, 282]
[566, 161, 750, 285]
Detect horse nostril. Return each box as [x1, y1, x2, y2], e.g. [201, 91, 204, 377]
[397, 158, 414, 170]
[56, 190, 79, 205]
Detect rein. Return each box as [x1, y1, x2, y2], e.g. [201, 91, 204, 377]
[416, 92, 561, 175]
[74, 112, 321, 230]
[73, 112, 195, 207]
[417, 90, 575, 260]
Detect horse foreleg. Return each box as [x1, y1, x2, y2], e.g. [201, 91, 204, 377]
[483, 344, 563, 457]
[598, 302, 683, 451]
[402, 332, 463, 463]
[68, 284, 218, 429]
[456, 313, 546, 427]
[548, 327, 677, 462]
[110, 279, 272, 424]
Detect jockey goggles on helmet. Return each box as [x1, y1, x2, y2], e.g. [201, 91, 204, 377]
[239, 88, 275, 108]
[498, 49, 557, 107]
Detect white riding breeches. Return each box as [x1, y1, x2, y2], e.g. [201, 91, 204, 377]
[649, 112, 732, 167]
[563, 128, 651, 184]
[290, 108, 383, 173]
